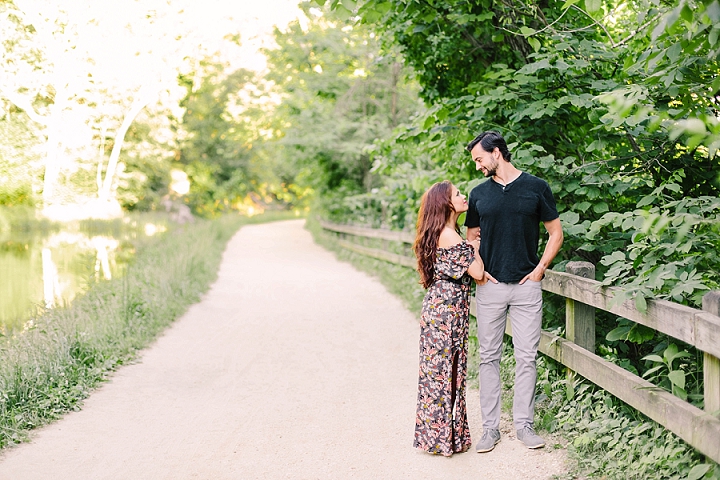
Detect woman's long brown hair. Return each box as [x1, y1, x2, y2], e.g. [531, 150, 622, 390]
[413, 180, 458, 289]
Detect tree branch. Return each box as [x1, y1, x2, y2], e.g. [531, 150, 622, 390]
[0, 89, 48, 126]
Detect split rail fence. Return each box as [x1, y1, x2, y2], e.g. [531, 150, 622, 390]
[320, 220, 720, 463]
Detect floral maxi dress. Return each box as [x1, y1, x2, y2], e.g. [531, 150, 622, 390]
[414, 242, 474, 456]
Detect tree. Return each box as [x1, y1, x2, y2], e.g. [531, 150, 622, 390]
[258, 2, 422, 221]
[176, 59, 261, 216]
[0, 0, 225, 215]
[314, 0, 719, 305]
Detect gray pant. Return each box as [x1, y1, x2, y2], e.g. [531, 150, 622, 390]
[475, 281, 542, 430]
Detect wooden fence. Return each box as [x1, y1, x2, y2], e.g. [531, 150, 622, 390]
[320, 220, 720, 463]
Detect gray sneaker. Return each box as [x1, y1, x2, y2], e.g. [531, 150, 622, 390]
[516, 426, 545, 449]
[475, 428, 501, 453]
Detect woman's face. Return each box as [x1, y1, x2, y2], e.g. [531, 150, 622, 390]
[450, 185, 468, 214]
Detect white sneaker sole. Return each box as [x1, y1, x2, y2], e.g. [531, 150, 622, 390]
[475, 438, 500, 453]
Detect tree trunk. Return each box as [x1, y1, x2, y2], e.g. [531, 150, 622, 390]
[390, 62, 401, 127]
[42, 123, 61, 204]
[96, 125, 107, 194]
[99, 93, 153, 202]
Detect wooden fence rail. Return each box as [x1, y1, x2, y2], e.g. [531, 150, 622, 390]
[320, 221, 720, 463]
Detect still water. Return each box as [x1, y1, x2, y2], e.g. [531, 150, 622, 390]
[0, 209, 168, 332]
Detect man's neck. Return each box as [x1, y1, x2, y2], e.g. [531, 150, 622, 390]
[492, 163, 522, 186]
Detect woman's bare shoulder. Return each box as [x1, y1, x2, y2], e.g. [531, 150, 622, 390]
[437, 228, 464, 249]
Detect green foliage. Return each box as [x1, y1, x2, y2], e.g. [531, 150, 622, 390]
[261, 2, 423, 219]
[178, 63, 260, 217]
[534, 355, 719, 479]
[641, 343, 693, 401]
[313, 0, 720, 309]
[0, 94, 42, 208]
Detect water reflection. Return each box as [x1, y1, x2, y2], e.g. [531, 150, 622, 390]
[41, 248, 61, 308]
[0, 211, 168, 332]
[37, 234, 121, 309]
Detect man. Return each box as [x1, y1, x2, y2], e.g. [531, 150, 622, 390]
[464, 131, 563, 453]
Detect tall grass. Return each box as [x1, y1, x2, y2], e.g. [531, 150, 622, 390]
[0, 211, 299, 448]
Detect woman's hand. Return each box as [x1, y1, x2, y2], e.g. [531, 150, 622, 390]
[475, 271, 498, 286]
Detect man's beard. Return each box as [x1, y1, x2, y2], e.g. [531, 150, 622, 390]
[485, 159, 498, 177]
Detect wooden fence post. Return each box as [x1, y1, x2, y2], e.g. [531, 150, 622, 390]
[565, 261, 596, 352]
[703, 291, 720, 418]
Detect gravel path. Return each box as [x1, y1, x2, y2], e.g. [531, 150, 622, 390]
[0, 219, 568, 479]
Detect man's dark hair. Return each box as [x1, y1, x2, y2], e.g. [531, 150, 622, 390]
[466, 131, 512, 163]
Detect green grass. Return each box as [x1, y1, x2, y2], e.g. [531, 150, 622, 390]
[0, 210, 299, 448]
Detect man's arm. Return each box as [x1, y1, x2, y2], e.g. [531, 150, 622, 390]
[519, 218, 564, 284]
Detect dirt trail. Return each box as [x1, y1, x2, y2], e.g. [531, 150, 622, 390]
[0, 219, 567, 479]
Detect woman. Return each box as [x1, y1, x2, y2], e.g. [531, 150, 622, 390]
[413, 180, 485, 456]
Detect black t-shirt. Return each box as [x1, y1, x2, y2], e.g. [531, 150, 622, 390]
[464, 172, 559, 283]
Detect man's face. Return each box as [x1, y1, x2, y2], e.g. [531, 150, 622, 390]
[470, 144, 499, 178]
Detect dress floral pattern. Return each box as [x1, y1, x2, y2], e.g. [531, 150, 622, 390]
[414, 241, 474, 456]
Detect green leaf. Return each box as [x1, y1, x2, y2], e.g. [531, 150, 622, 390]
[528, 37, 541, 52]
[627, 324, 655, 344]
[334, 4, 352, 20]
[520, 26, 536, 36]
[707, 1, 720, 23]
[436, 107, 448, 122]
[642, 364, 665, 378]
[710, 27, 719, 47]
[652, 16, 668, 41]
[637, 195, 656, 207]
[575, 201, 592, 212]
[668, 370, 685, 389]
[585, 0, 602, 13]
[560, 211, 580, 224]
[518, 58, 551, 74]
[341, 0, 357, 10]
[642, 354, 665, 363]
[606, 326, 631, 341]
[686, 464, 712, 480]
[686, 134, 706, 150]
[635, 294, 647, 312]
[680, 4, 693, 22]
[674, 385, 687, 400]
[666, 43, 682, 63]
[361, 9, 381, 22]
[374, 1, 391, 15]
[664, 343, 678, 361]
[561, 0, 581, 9]
[593, 202, 609, 213]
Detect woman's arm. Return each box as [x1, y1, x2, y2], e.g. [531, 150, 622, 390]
[466, 239, 485, 280]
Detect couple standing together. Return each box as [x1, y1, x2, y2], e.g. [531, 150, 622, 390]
[413, 131, 564, 456]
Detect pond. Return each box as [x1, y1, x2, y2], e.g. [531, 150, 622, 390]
[0, 208, 170, 333]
